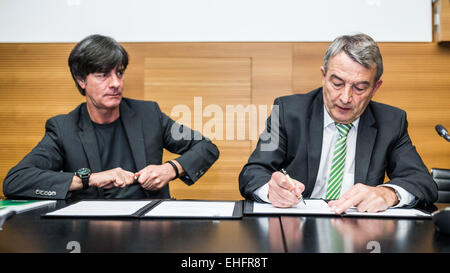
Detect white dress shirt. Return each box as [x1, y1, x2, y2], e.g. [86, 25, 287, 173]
[255, 106, 415, 207]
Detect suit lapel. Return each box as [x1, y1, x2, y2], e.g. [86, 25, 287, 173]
[305, 90, 324, 197]
[354, 104, 377, 184]
[77, 104, 102, 172]
[120, 99, 147, 171]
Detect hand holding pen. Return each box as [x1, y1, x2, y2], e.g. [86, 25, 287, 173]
[281, 169, 306, 206]
[267, 169, 306, 208]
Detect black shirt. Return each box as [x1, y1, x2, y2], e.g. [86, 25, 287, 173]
[92, 117, 146, 199]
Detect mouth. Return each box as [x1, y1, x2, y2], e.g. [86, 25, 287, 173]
[105, 93, 122, 98]
[336, 105, 351, 112]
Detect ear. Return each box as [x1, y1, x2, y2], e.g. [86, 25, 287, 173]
[320, 66, 326, 85]
[371, 79, 383, 98]
[76, 77, 86, 89]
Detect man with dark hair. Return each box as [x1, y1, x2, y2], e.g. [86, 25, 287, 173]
[239, 33, 438, 213]
[3, 34, 219, 200]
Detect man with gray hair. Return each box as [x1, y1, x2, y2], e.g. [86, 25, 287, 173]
[239, 33, 437, 213]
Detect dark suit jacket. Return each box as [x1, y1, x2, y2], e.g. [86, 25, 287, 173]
[3, 98, 219, 200]
[239, 88, 438, 207]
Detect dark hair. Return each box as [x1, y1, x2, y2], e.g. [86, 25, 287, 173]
[68, 34, 129, 96]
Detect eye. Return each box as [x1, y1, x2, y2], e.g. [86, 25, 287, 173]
[332, 81, 344, 88]
[353, 84, 369, 93]
[95, 73, 108, 79]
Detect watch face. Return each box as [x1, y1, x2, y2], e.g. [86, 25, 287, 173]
[77, 168, 91, 177]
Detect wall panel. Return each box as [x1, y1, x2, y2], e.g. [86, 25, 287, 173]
[144, 57, 252, 200]
[1, 41, 449, 200]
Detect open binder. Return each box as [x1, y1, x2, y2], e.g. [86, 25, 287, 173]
[244, 199, 432, 219]
[42, 199, 243, 219]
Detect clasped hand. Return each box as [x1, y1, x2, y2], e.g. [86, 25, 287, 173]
[90, 163, 176, 191]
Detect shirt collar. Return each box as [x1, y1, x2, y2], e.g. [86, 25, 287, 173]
[323, 106, 360, 130]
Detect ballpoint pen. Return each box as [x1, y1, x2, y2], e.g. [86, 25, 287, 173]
[133, 175, 140, 185]
[281, 168, 306, 206]
[124, 175, 140, 187]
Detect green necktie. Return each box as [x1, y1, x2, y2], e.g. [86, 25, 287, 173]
[325, 123, 353, 200]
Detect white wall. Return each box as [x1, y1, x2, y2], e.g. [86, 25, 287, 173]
[0, 0, 432, 42]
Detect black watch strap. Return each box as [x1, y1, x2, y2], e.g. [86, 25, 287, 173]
[81, 176, 89, 190]
[75, 168, 91, 190]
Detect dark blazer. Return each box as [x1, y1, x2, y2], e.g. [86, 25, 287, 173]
[239, 88, 438, 207]
[3, 98, 219, 200]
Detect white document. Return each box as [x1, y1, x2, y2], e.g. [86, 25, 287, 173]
[252, 200, 431, 218]
[144, 201, 235, 217]
[45, 201, 151, 217]
[253, 199, 334, 215]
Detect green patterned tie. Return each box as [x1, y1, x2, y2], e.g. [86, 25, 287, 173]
[326, 123, 353, 200]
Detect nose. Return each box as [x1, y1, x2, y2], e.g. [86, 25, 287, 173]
[340, 85, 352, 105]
[109, 73, 120, 88]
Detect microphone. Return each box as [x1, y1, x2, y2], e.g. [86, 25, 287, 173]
[435, 124, 450, 142]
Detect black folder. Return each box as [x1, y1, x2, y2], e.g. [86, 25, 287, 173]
[42, 199, 243, 219]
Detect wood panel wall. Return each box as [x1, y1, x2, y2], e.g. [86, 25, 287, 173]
[1, 41, 449, 200]
[437, 0, 450, 42]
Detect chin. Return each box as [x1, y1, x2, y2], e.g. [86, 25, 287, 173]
[331, 109, 357, 124]
[332, 114, 354, 124]
[104, 97, 122, 108]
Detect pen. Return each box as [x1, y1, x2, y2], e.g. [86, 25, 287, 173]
[281, 168, 306, 206]
[124, 175, 140, 187]
[132, 175, 140, 185]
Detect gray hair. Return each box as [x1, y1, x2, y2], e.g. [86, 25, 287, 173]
[323, 33, 383, 83]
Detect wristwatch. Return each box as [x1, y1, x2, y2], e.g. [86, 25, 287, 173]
[75, 168, 91, 190]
